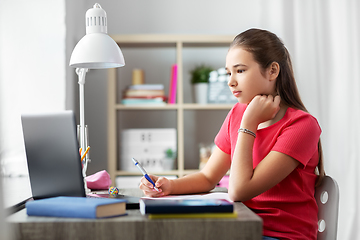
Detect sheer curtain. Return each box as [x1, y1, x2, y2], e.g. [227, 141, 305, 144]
[294, 2, 359, 239]
[261, 1, 359, 239]
[0, 0, 66, 176]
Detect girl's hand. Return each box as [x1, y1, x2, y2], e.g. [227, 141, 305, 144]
[242, 95, 281, 128]
[139, 175, 172, 197]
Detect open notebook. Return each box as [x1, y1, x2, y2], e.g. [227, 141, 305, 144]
[142, 192, 232, 202]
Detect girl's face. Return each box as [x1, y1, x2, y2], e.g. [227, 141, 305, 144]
[225, 47, 276, 104]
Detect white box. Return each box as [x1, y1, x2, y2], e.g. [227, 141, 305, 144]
[120, 128, 177, 172]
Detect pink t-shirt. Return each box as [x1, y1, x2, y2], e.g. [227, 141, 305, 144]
[215, 103, 321, 240]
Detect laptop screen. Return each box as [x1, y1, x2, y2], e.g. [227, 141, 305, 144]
[21, 111, 85, 199]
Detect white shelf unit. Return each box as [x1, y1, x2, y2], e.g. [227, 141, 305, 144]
[107, 34, 234, 184]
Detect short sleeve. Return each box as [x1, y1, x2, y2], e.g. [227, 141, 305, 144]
[272, 114, 321, 167]
[214, 108, 233, 155]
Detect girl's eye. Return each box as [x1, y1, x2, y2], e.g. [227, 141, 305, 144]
[226, 72, 231, 76]
[237, 69, 245, 73]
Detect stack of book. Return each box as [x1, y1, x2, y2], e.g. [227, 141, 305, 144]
[122, 84, 167, 105]
[139, 198, 236, 219]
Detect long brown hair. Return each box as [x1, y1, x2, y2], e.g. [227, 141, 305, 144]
[230, 28, 325, 186]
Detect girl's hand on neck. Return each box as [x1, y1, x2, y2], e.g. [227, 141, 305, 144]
[241, 94, 281, 131]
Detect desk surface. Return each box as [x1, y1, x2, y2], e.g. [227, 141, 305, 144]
[7, 188, 262, 240]
[2, 175, 32, 209]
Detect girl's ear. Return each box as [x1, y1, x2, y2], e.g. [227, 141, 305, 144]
[269, 62, 280, 81]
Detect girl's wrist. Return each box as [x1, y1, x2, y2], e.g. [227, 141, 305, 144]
[168, 178, 175, 195]
[238, 128, 257, 138]
[239, 121, 258, 133]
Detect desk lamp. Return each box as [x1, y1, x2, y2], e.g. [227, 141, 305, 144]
[69, 3, 125, 192]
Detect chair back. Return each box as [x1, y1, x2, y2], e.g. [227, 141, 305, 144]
[315, 175, 339, 240]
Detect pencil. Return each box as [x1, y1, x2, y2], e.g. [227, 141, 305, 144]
[81, 146, 90, 161]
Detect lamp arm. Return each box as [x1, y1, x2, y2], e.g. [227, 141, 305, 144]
[76, 68, 88, 84]
[76, 68, 89, 152]
[75, 68, 91, 193]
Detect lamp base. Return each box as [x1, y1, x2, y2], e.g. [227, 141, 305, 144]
[83, 171, 91, 194]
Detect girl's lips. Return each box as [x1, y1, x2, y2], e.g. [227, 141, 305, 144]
[233, 91, 241, 97]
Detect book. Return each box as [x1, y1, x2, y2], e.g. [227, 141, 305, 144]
[139, 198, 233, 215]
[142, 192, 232, 201]
[128, 84, 164, 90]
[122, 96, 167, 100]
[121, 97, 166, 105]
[123, 89, 165, 97]
[168, 64, 177, 104]
[121, 97, 167, 105]
[26, 196, 127, 219]
[148, 212, 237, 219]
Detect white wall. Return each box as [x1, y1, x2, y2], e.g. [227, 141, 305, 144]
[0, 0, 66, 175]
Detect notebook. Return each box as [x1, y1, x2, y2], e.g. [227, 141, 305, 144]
[139, 198, 234, 215]
[19, 111, 140, 210]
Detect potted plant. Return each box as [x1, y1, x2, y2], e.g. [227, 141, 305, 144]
[162, 148, 176, 170]
[190, 65, 213, 104]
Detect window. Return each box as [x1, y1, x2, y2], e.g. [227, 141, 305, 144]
[0, 0, 66, 176]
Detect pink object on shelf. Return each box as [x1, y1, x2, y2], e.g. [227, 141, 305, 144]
[168, 64, 177, 104]
[85, 170, 112, 190]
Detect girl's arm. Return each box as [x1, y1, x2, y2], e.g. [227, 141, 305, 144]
[229, 142, 299, 201]
[228, 95, 299, 202]
[170, 147, 231, 195]
[140, 146, 231, 197]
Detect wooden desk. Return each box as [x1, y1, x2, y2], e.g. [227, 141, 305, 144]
[7, 189, 262, 240]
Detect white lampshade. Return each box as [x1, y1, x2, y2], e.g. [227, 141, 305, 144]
[69, 3, 125, 69]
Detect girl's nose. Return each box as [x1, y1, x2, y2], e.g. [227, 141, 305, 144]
[228, 75, 237, 87]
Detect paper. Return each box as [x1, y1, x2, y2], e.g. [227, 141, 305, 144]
[141, 192, 232, 202]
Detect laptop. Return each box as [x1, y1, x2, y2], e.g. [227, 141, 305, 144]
[19, 111, 140, 210]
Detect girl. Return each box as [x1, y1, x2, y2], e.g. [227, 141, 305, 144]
[139, 28, 324, 240]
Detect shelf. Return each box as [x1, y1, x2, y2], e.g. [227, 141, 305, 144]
[115, 104, 234, 110]
[115, 169, 199, 176]
[115, 104, 179, 110]
[107, 34, 234, 184]
[182, 104, 234, 110]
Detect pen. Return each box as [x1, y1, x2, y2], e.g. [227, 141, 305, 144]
[81, 146, 90, 161]
[131, 158, 159, 192]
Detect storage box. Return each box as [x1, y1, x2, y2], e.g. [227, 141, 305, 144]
[120, 128, 177, 172]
